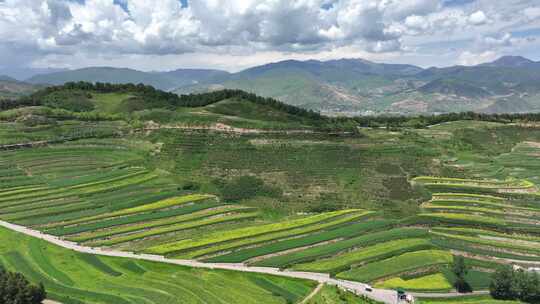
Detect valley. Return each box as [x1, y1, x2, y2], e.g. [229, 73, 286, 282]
[0, 83, 539, 303]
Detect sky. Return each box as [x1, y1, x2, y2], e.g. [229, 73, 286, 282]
[1, 0, 540, 74]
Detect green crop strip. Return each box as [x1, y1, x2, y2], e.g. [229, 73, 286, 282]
[46, 200, 222, 235]
[89, 212, 261, 246]
[43, 194, 214, 229]
[146, 210, 366, 256]
[148, 210, 368, 255]
[173, 211, 373, 259]
[431, 231, 540, 254]
[204, 219, 393, 263]
[418, 213, 506, 226]
[69, 205, 253, 242]
[336, 250, 453, 282]
[253, 228, 429, 268]
[292, 238, 433, 274]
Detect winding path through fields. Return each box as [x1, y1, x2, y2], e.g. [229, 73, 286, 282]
[299, 283, 324, 304]
[0, 219, 486, 304]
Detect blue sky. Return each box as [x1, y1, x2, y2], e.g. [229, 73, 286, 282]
[0, 0, 539, 73]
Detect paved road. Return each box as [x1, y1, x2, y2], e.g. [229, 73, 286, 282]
[0, 219, 487, 304]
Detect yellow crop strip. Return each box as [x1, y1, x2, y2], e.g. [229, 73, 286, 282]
[45, 194, 215, 228]
[175, 210, 373, 259]
[147, 209, 365, 255]
[375, 273, 452, 291]
[90, 212, 261, 246]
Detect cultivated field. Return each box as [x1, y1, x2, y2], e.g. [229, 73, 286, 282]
[2, 109, 540, 303]
[0, 226, 314, 304]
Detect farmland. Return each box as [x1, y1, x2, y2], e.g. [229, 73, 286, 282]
[2, 88, 540, 302]
[0, 226, 315, 304]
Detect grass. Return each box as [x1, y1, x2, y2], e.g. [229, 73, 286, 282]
[375, 273, 453, 292]
[440, 267, 492, 290]
[0, 226, 315, 304]
[91, 92, 133, 113]
[306, 285, 382, 304]
[336, 250, 453, 282]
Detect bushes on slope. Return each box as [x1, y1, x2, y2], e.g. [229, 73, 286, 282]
[0, 267, 46, 304]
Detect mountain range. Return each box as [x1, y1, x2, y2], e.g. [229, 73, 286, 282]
[0, 75, 42, 99]
[7, 55, 540, 115]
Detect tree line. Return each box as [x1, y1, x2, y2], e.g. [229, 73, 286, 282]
[19, 82, 325, 121]
[6, 81, 540, 129]
[0, 98, 41, 111]
[330, 111, 540, 129]
[0, 267, 46, 304]
[490, 266, 540, 303]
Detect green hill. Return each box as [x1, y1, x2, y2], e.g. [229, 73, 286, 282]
[17, 82, 334, 131]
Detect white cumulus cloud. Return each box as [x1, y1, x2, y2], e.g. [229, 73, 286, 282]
[0, 0, 539, 70]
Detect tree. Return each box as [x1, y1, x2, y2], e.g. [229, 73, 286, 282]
[0, 267, 46, 304]
[524, 272, 540, 303]
[490, 266, 516, 300]
[452, 256, 472, 293]
[517, 271, 540, 304]
[490, 266, 540, 303]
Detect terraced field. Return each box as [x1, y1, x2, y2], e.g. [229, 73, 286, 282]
[0, 139, 273, 253]
[3, 116, 540, 303]
[7, 148, 539, 296]
[276, 175, 540, 293]
[0, 226, 315, 304]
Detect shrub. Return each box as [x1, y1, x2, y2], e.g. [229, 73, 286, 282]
[41, 90, 95, 112]
[180, 181, 200, 191]
[490, 266, 540, 303]
[0, 267, 46, 304]
[452, 256, 472, 293]
[219, 176, 282, 202]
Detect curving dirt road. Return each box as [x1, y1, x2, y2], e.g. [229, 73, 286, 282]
[299, 283, 324, 304]
[0, 219, 487, 304]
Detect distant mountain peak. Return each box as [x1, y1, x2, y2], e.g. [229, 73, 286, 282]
[0, 75, 18, 82]
[483, 56, 535, 67]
